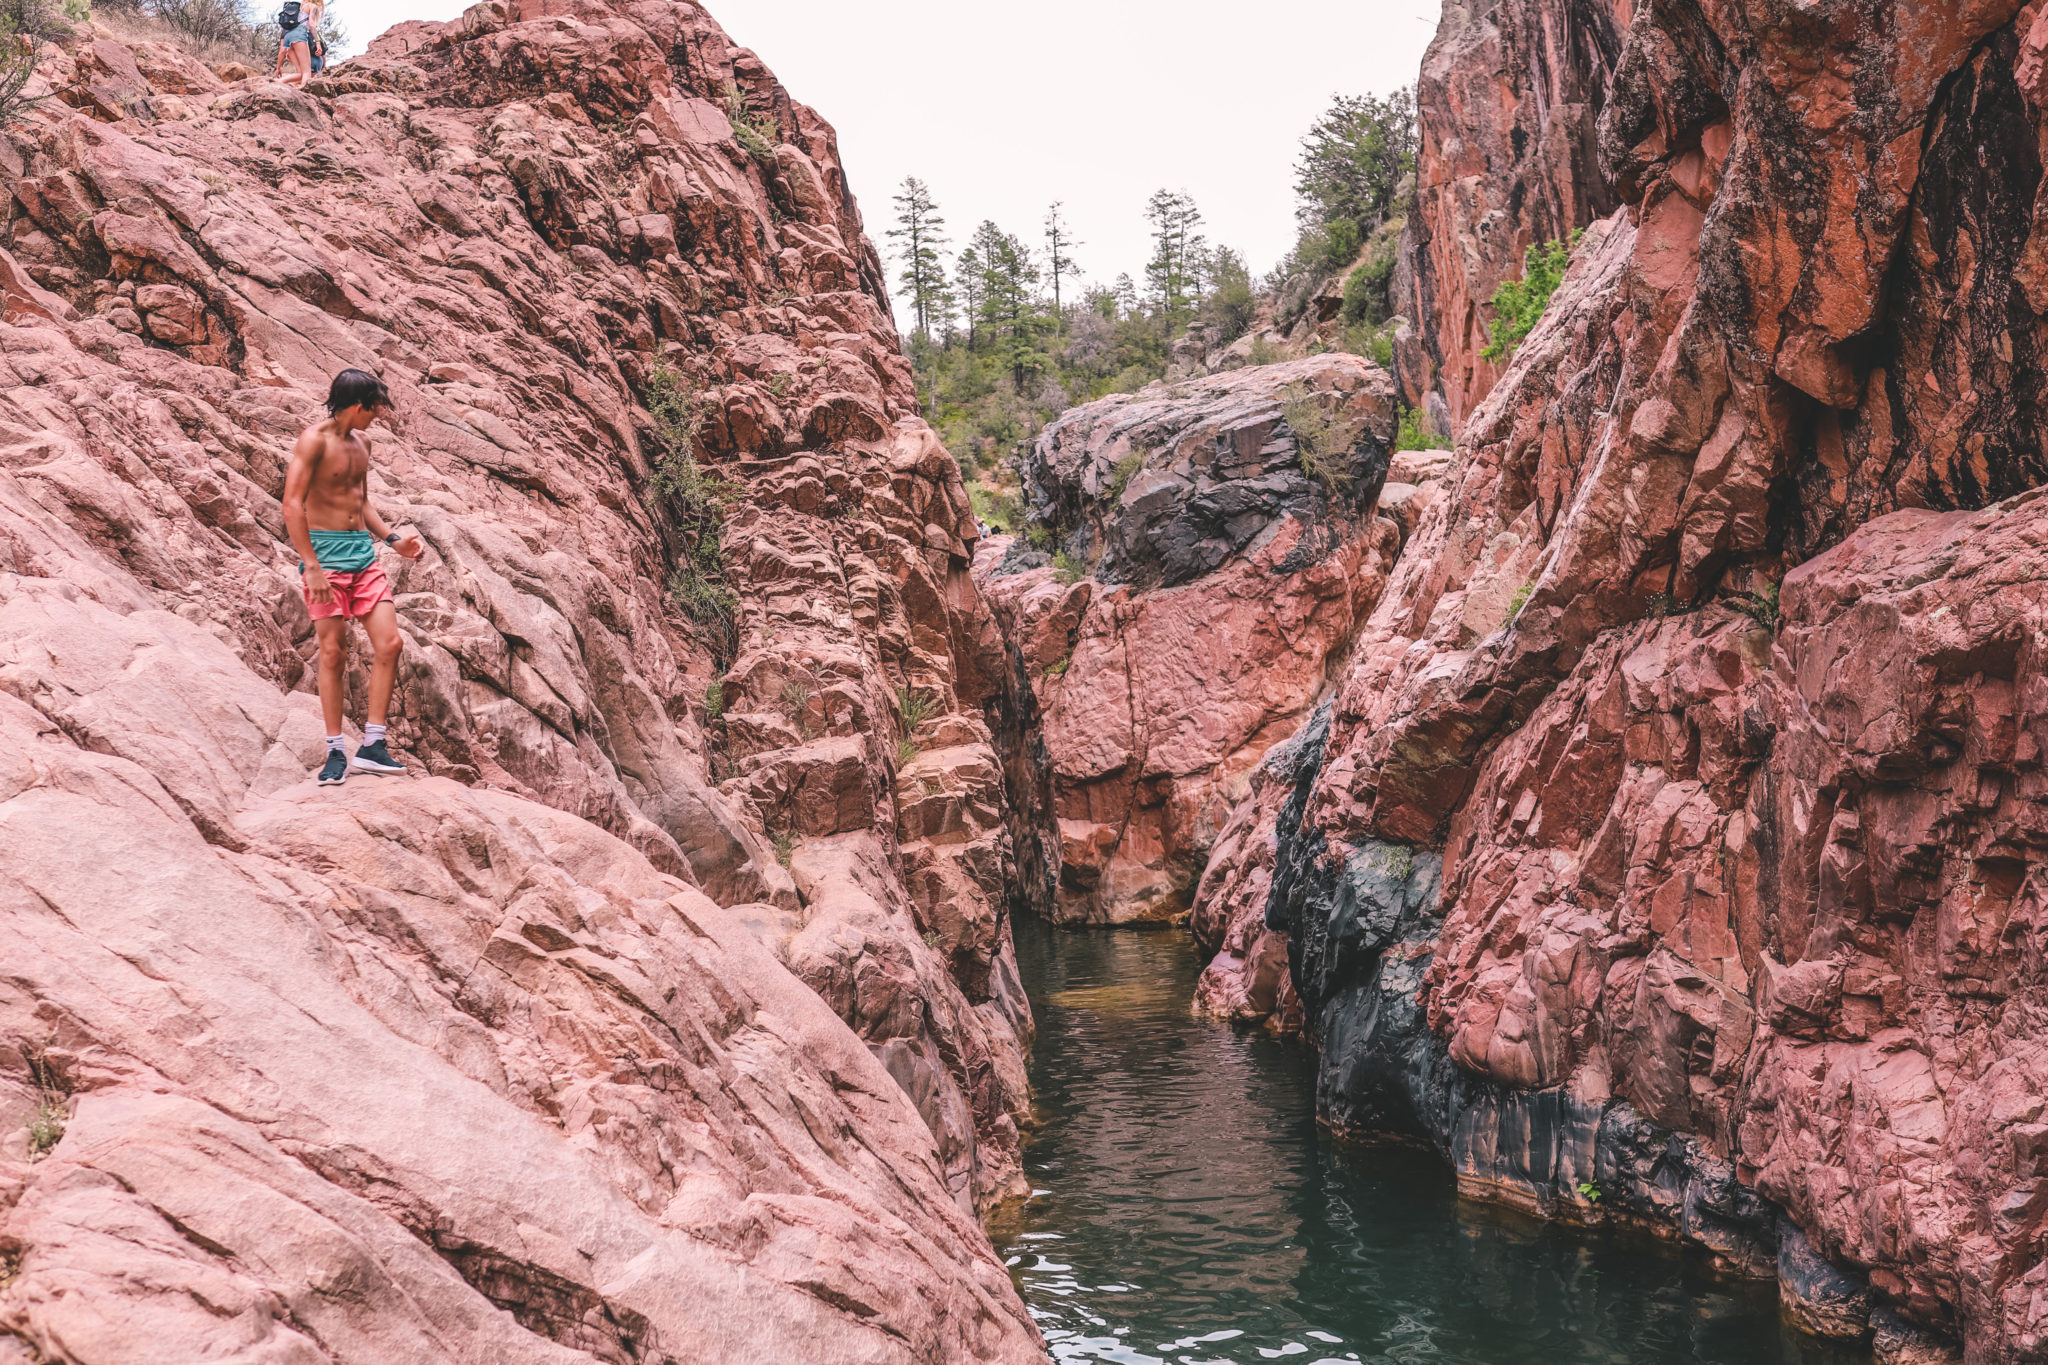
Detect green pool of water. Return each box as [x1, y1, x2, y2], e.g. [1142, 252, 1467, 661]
[992, 917, 1871, 1365]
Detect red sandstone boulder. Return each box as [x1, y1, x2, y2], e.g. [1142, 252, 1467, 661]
[980, 357, 1402, 923]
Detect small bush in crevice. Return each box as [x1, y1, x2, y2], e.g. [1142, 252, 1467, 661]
[895, 686, 933, 735]
[1368, 842, 1414, 880]
[23, 1048, 67, 1161]
[720, 80, 779, 165]
[1481, 233, 1578, 363]
[1507, 580, 1533, 624]
[1392, 405, 1441, 453]
[771, 828, 795, 869]
[1043, 653, 1071, 680]
[703, 678, 726, 721]
[667, 553, 737, 628]
[1279, 383, 1362, 496]
[644, 361, 715, 502]
[1052, 550, 1086, 586]
[1738, 581, 1781, 632]
[642, 362, 740, 642]
[1107, 450, 1144, 503]
[780, 679, 815, 737]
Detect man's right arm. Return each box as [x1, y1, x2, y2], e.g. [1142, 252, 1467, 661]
[282, 431, 334, 605]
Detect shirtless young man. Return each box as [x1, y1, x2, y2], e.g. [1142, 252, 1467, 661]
[282, 369, 423, 786]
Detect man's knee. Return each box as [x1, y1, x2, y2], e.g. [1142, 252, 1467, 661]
[372, 631, 403, 664]
[317, 633, 347, 666]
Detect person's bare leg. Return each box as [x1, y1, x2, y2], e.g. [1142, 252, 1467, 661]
[361, 601, 403, 728]
[286, 41, 310, 84]
[314, 617, 348, 736]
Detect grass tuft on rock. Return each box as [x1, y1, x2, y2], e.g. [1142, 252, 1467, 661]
[1279, 384, 1362, 496]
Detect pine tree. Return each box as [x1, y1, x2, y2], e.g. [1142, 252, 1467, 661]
[955, 245, 984, 350]
[887, 177, 951, 341]
[1144, 189, 1208, 324]
[1112, 273, 1139, 319]
[1294, 90, 1416, 233]
[1043, 202, 1082, 324]
[961, 221, 1047, 387]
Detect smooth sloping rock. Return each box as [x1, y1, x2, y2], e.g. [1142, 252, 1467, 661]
[0, 597, 1042, 1361]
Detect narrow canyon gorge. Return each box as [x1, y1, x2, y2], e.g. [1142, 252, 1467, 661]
[0, 0, 2043, 1362]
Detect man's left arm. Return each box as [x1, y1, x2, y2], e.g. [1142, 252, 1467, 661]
[362, 462, 424, 561]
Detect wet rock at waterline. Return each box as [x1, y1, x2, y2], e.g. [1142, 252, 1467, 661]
[978, 356, 1407, 925]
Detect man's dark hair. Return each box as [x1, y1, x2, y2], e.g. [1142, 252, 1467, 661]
[327, 368, 390, 416]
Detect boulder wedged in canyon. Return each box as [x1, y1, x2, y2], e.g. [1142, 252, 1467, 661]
[0, 1, 1049, 1357]
[1185, 0, 2048, 1358]
[976, 356, 1402, 924]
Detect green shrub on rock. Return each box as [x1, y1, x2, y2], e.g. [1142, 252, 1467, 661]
[1481, 234, 1577, 363]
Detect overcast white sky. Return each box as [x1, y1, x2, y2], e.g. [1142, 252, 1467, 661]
[338, 0, 1439, 300]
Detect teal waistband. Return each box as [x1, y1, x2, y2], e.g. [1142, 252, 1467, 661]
[301, 528, 377, 573]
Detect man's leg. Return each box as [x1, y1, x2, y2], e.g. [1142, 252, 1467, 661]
[361, 600, 403, 728]
[351, 601, 408, 775]
[313, 616, 350, 784]
[314, 617, 348, 735]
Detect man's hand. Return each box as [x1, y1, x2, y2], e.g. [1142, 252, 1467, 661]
[394, 532, 425, 561]
[306, 567, 336, 607]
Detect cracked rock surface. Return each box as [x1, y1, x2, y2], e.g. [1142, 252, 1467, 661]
[978, 356, 1403, 925]
[0, 0, 1048, 1358]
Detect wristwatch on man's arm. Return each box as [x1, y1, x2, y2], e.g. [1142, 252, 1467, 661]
[384, 532, 400, 546]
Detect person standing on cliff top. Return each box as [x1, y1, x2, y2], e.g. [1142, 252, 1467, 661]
[272, 0, 324, 86]
[282, 369, 423, 787]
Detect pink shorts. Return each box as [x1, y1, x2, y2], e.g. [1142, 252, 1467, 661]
[304, 563, 393, 620]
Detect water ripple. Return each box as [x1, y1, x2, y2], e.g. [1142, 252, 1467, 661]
[994, 919, 1870, 1365]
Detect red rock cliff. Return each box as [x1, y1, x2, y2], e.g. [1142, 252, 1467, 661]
[0, 1, 1049, 1359]
[1391, 0, 1628, 430]
[1206, 1, 2048, 1361]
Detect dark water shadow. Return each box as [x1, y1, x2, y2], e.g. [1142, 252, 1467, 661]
[993, 916, 1872, 1365]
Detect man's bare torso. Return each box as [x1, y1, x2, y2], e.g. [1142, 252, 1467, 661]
[299, 420, 372, 532]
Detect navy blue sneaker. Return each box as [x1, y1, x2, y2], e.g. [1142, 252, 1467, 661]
[317, 749, 348, 785]
[351, 739, 405, 776]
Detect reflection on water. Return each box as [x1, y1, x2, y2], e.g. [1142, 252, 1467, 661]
[994, 918, 1870, 1365]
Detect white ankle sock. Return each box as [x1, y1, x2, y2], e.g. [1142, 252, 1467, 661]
[326, 735, 347, 753]
[363, 724, 387, 747]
